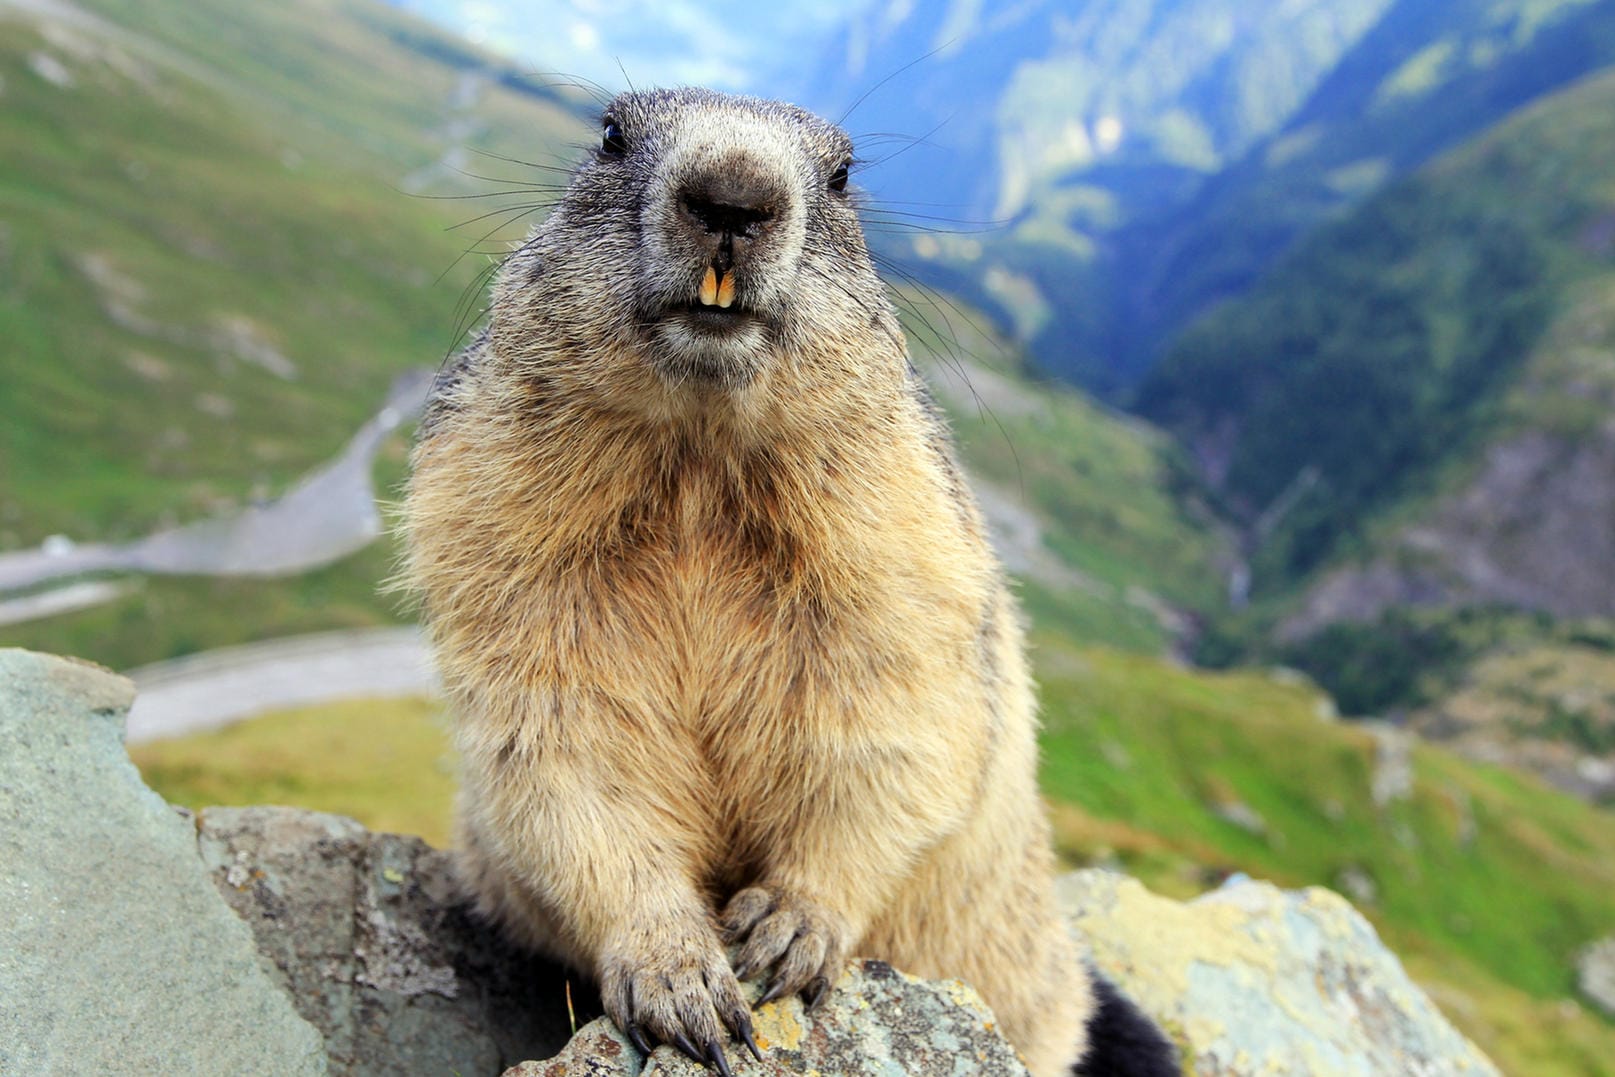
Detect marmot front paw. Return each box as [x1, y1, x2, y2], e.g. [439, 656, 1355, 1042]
[599, 925, 761, 1076]
[722, 886, 849, 1008]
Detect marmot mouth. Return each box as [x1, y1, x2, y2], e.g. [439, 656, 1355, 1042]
[665, 302, 758, 336]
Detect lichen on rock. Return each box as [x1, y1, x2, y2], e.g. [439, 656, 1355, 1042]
[1060, 870, 1501, 1076]
[506, 960, 1032, 1076]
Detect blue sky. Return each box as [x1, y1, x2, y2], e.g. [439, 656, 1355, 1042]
[389, 0, 875, 94]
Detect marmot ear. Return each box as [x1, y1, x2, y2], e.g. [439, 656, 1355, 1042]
[828, 162, 850, 193]
[602, 117, 627, 157]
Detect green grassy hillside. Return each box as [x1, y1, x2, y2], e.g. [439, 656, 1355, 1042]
[1126, 64, 1615, 762]
[0, 0, 582, 546]
[1123, 65, 1615, 782]
[902, 298, 1225, 654]
[133, 695, 458, 844]
[1035, 644, 1615, 1076]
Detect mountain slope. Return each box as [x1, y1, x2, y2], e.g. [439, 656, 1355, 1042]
[903, 300, 1227, 652]
[799, 0, 1390, 221]
[0, 0, 584, 546]
[0, 0, 1226, 669]
[1137, 64, 1615, 599]
[1113, 0, 1615, 379]
[793, 0, 1615, 393]
[795, 0, 1395, 393]
[1130, 61, 1615, 801]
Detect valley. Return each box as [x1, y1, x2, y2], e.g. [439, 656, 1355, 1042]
[1135, 58, 1615, 810]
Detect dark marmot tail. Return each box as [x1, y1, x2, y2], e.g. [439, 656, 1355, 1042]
[1075, 970, 1180, 1075]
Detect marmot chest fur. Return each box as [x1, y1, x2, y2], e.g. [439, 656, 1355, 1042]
[403, 87, 1175, 1077]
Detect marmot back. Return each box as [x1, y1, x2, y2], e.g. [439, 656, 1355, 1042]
[402, 88, 1175, 1077]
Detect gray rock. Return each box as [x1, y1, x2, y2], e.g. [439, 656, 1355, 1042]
[1060, 870, 1500, 1077]
[197, 805, 579, 1075]
[0, 649, 1508, 1077]
[1368, 722, 1415, 807]
[1577, 936, 1615, 1018]
[506, 961, 1031, 1076]
[0, 648, 327, 1075]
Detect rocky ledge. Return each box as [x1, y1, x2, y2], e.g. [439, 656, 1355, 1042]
[0, 648, 1500, 1075]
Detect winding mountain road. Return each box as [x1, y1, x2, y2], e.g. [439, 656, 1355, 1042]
[0, 370, 433, 599]
[124, 627, 438, 744]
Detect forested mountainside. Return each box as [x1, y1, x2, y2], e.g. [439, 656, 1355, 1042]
[1136, 66, 1615, 805]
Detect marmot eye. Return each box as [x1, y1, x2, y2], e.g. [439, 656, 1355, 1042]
[602, 118, 627, 156]
[828, 162, 850, 193]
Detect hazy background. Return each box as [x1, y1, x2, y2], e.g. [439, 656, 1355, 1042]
[2, 0, 1615, 1071]
[389, 0, 869, 89]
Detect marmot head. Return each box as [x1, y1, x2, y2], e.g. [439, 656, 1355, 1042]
[491, 88, 899, 407]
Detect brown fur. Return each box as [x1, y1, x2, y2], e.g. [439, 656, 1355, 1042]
[402, 88, 1093, 1076]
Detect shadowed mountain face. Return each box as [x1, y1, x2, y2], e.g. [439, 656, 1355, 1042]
[790, 0, 1615, 392]
[1111, 0, 1615, 382]
[790, 0, 1396, 392]
[1126, 57, 1615, 799]
[1137, 64, 1615, 602]
[798, 0, 1393, 220]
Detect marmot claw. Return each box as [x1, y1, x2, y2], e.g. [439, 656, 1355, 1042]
[600, 931, 753, 1073]
[722, 886, 847, 1007]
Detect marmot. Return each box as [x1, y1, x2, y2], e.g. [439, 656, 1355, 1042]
[402, 88, 1176, 1077]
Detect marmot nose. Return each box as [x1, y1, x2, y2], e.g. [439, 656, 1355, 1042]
[677, 172, 780, 273]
